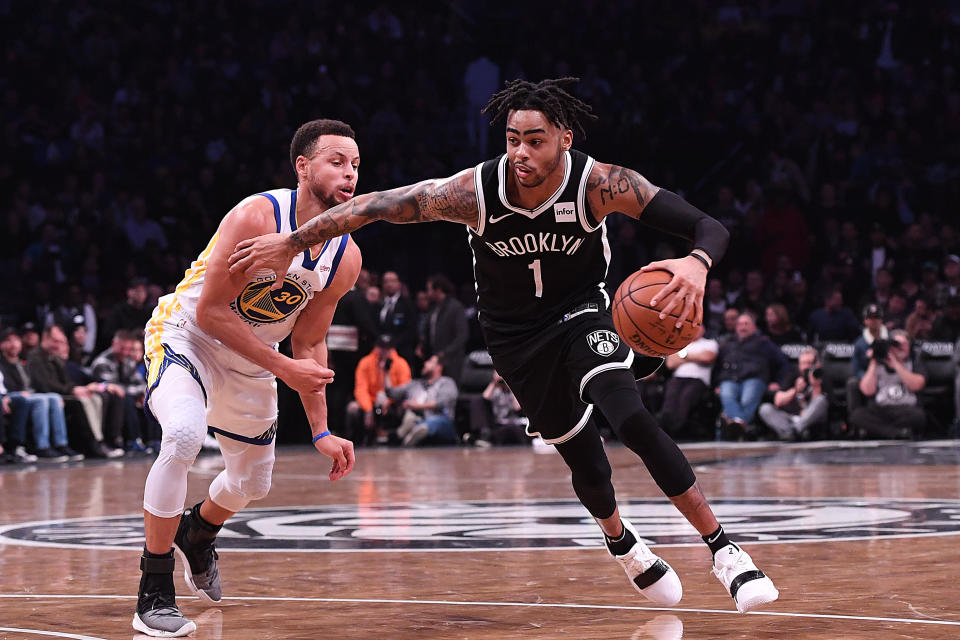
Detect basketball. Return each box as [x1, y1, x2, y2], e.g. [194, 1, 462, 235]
[612, 268, 700, 357]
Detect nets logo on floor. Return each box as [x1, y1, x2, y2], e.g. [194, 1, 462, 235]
[3, 498, 960, 552]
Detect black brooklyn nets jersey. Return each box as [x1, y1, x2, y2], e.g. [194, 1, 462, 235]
[468, 149, 611, 341]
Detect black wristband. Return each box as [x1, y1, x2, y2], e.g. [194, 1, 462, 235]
[688, 252, 711, 270]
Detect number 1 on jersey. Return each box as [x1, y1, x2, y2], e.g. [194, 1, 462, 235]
[528, 259, 543, 298]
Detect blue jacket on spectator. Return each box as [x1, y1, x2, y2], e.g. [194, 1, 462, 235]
[716, 333, 791, 387]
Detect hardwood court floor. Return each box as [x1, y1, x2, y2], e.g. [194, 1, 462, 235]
[1, 441, 960, 639]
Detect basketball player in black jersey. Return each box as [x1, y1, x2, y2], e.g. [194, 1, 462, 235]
[229, 78, 779, 613]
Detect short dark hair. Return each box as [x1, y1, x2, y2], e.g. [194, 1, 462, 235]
[289, 119, 356, 171]
[481, 77, 598, 139]
[427, 274, 455, 296]
[114, 329, 137, 342]
[42, 324, 65, 339]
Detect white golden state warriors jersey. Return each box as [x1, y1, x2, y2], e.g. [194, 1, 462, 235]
[145, 188, 351, 375]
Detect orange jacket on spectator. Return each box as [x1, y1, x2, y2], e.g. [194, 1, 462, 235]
[353, 348, 412, 412]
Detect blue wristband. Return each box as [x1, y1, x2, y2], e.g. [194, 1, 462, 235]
[311, 430, 331, 444]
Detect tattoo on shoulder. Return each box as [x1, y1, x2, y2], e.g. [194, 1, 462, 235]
[588, 166, 654, 214]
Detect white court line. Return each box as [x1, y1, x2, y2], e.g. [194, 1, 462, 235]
[0, 594, 957, 628]
[0, 627, 106, 640]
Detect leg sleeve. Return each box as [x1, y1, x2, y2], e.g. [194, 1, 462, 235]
[143, 365, 209, 518]
[208, 436, 277, 513]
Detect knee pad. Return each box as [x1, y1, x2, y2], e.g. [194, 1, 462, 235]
[157, 396, 207, 462]
[209, 456, 275, 512]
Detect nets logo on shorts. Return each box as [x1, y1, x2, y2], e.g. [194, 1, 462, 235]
[236, 278, 308, 323]
[586, 329, 620, 356]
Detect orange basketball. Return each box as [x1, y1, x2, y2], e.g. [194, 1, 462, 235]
[611, 268, 700, 357]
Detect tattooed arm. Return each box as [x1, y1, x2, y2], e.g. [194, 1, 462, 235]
[228, 169, 479, 284]
[584, 162, 661, 221]
[585, 162, 728, 328]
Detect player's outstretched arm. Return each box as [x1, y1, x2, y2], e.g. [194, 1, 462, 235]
[585, 162, 730, 327]
[227, 169, 479, 286]
[195, 197, 332, 394]
[289, 239, 362, 481]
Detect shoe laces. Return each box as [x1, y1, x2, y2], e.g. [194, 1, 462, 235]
[711, 546, 748, 583]
[618, 542, 657, 575]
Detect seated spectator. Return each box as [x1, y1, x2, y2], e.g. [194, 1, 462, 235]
[26, 325, 122, 458]
[935, 254, 960, 308]
[764, 303, 805, 345]
[758, 347, 828, 440]
[852, 304, 889, 378]
[884, 290, 909, 330]
[715, 312, 791, 437]
[101, 278, 151, 350]
[346, 334, 412, 445]
[717, 307, 740, 347]
[704, 279, 728, 337]
[480, 369, 527, 445]
[0, 328, 82, 461]
[0, 368, 39, 463]
[67, 315, 94, 367]
[931, 295, 960, 342]
[849, 330, 927, 439]
[808, 289, 859, 342]
[784, 271, 814, 329]
[732, 269, 768, 318]
[657, 325, 718, 439]
[390, 355, 459, 447]
[90, 329, 149, 453]
[19, 322, 40, 360]
[905, 298, 935, 341]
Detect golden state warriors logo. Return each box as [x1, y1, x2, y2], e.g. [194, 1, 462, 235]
[236, 278, 308, 323]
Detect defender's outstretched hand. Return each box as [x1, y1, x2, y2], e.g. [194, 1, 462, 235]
[640, 256, 707, 328]
[314, 434, 356, 481]
[229, 233, 298, 290]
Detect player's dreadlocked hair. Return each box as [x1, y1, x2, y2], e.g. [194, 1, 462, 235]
[481, 77, 598, 139]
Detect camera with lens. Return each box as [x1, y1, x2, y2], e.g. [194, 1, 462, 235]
[803, 366, 823, 384]
[871, 339, 894, 362]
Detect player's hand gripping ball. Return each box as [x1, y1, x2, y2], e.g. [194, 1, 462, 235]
[612, 269, 700, 357]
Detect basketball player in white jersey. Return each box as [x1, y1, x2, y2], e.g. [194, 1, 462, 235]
[133, 119, 360, 637]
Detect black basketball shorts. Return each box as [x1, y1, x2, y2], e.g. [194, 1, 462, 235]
[484, 306, 656, 445]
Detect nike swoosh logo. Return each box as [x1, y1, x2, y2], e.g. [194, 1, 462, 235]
[488, 213, 514, 224]
[707, 531, 723, 543]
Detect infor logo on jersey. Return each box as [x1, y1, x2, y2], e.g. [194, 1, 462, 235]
[554, 202, 576, 222]
[587, 329, 620, 356]
[236, 277, 307, 324]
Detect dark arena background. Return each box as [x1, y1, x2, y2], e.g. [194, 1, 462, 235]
[2, 1, 960, 638]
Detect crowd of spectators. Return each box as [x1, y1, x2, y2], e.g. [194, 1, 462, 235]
[3, 1, 960, 460]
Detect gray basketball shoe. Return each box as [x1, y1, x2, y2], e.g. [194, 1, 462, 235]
[173, 503, 223, 603]
[133, 554, 196, 637]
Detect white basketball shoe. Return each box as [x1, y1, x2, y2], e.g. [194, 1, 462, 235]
[711, 543, 779, 612]
[607, 518, 683, 606]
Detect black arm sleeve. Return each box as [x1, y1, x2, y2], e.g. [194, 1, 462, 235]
[637, 189, 730, 265]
